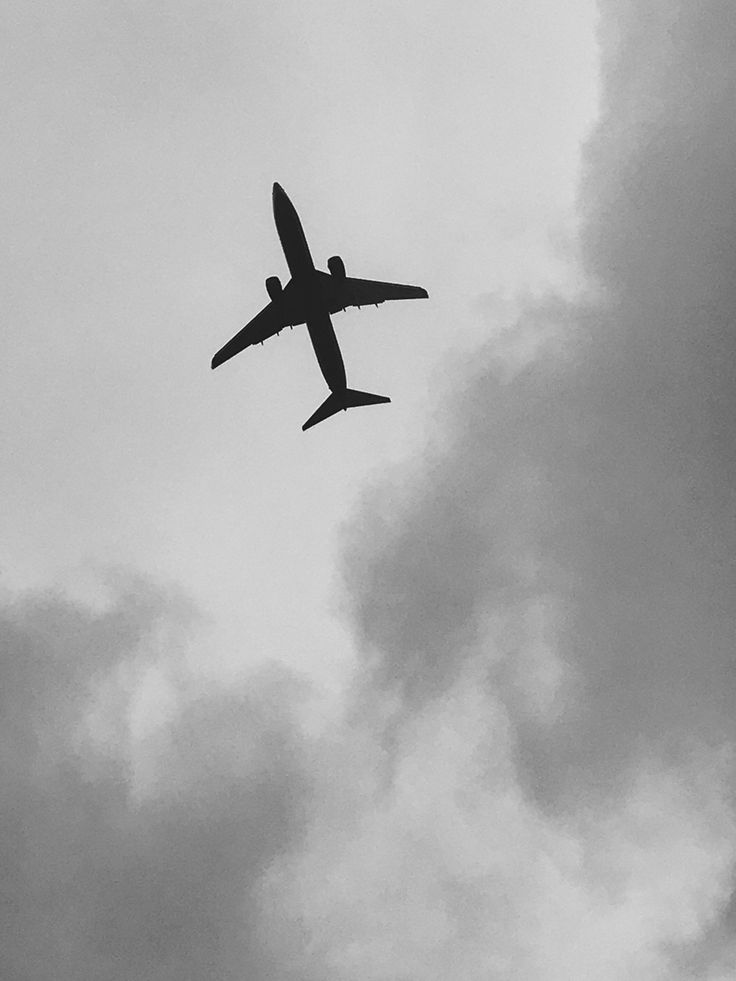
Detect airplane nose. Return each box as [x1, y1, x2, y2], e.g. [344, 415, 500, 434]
[273, 182, 285, 198]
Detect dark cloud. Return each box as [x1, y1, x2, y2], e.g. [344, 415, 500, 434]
[340, 0, 736, 973]
[5, 0, 736, 977]
[345, 0, 736, 800]
[0, 579, 309, 981]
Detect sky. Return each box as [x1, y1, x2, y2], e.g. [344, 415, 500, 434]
[2, 1, 735, 979]
[2, 0, 595, 683]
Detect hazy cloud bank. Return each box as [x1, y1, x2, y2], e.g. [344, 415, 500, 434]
[309, 0, 736, 976]
[0, 579, 308, 981]
[5, 1, 736, 979]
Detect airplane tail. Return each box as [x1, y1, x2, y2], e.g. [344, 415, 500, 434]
[302, 388, 390, 431]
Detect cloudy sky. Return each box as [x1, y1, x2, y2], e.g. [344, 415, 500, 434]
[2, 0, 735, 978]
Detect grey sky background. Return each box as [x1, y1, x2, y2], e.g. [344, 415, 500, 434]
[3, 0, 735, 979]
[2, 0, 595, 687]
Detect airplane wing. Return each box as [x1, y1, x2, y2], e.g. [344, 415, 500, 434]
[335, 277, 428, 310]
[211, 300, 290, 369]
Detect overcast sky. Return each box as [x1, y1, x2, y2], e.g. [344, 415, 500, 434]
[3, 0, 735, 979]
[2, 0, 596, 681]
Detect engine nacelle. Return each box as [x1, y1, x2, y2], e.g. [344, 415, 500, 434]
[265, 276, 282, 300]
[327, 255, 346, 280]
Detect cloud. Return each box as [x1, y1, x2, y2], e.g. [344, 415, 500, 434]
[5, 2, 736, 979]
[0, 577, 309, 981]
[263, 681, 735, 980]
[295, 0, 736, 976]
[344, 0, 736, 802]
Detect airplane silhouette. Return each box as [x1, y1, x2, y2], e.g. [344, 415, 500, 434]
[211, 183, 428, 430]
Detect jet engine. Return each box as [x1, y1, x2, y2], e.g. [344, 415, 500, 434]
[265, 276, 282, 300]
[327, 255, 346, 280]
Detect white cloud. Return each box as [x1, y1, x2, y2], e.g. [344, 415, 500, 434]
[261, 675, 735, 979]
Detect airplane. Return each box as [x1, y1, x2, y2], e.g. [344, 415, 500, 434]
[211, 183, 428, 430]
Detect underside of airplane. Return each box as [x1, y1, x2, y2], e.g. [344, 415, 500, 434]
[211, 184, 428, 430]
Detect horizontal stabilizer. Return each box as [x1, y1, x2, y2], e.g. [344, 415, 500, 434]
[343, 388, 391, 409]
[302, 388, 390, 431]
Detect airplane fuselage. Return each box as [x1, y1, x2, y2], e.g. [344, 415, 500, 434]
[272, 183, 347, 394]
[273, 182, 315, 278]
